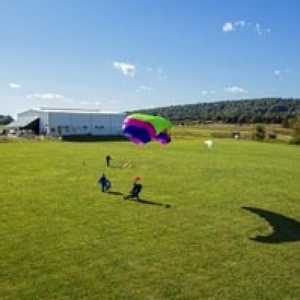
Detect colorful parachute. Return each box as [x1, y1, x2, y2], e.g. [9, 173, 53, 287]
[122, 113, 172, 144]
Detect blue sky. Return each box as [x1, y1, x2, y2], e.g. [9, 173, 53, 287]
[1, 0, 299, 117]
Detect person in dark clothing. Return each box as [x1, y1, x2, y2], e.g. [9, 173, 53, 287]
[106, 155, 112, 167]
[98, 174, 111, 192]
[124, 177, 142, 200]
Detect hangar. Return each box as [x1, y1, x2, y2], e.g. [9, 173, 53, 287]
[8, 108, 127, 137]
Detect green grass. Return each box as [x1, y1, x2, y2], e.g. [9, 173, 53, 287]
[1, 137, 300, 299]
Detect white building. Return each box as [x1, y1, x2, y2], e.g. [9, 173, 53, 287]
[8, 108, 127, 136]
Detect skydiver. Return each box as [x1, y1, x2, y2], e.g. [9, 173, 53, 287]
[106, 155, 112, 167]
[124, 177, 142, 200]
[98, 173, 111, 192]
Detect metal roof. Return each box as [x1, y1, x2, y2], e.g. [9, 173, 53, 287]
[36, 107, 126, 115]
[7, 116, 39, 128]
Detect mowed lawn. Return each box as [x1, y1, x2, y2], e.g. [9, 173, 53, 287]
[1, 137, 300, 300]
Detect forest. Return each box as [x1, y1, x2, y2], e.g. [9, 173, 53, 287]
[133, 97, 300, 126]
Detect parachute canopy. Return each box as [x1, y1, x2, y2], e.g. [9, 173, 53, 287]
[122, 113, 172, 144]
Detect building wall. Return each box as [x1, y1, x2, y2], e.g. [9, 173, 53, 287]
[18, 109, 126, 136]
[90, 114, 111, 135]
[47, 112, 126, 136]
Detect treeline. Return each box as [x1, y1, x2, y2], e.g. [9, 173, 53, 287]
[0, 115, 13, 125]
[133, 98, 300, 126]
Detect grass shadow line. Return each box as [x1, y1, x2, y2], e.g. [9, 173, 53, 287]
[137, 198, 171, 209]
[106, 191, 124, 196]
[105, 192, 171, 208]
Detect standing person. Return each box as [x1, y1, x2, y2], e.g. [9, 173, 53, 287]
[106, 155, 112, 167]
[124, 176, 142, 200]
[98, 174, 111, 192]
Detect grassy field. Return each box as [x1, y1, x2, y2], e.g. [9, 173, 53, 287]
[1, 136, 300, 299]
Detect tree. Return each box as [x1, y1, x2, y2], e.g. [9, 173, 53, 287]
[253, 124, 266, 141]
[291, 115, 300, 145]
[0, 115, 14, 125]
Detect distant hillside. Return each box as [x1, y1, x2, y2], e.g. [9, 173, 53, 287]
[133, 98, 300, 125]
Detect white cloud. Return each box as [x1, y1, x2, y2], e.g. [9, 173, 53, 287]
[254, 23, 263, 35]
[26, 93, 64, 100]
[157, 68, 163, 74]
[225, 86, 248, 94]
[265, 28, 271, 34]
[202, 90, 215, 95]
[234, 20, 246, 27]
[137, 85, 153, 93]
[9, 82, 21, 89]
[223, 20, 271, 35]
[274, 69, 290, 78]
[113, 61, 136, 76]
[222, 22, 234, 32]
[253, 23, 271, 35]
[145, 66, 163, 74]
[274, 70, 281, 76]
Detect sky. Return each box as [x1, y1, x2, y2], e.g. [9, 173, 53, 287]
[1, 0, 300, 117]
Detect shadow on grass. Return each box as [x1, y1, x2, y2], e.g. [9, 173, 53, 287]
[137, 199, 171, 209]
[105, 191, 171, 209]
[122, 197, 171, 208]
[242, 206, 300, 243]
[107, 191, 124, 196]
[62, 135, 127, 142]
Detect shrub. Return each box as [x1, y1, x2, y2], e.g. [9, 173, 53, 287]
[290, 115, 300, 145]
[253, 124, 266, 141]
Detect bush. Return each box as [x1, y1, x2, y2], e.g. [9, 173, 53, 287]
[253, 124, 266, 141]
[290, 115, 300, 145]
